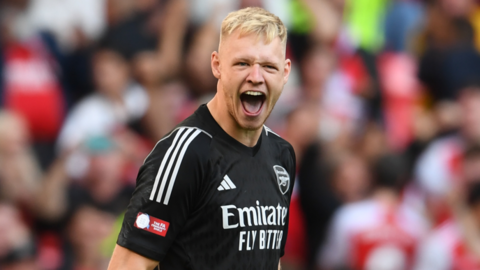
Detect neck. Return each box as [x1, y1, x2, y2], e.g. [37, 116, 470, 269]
[207, 95, 262, 147]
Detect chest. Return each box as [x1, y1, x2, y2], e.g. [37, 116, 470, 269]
[203, 148, 291, 211]
[189, 148, 291, 250]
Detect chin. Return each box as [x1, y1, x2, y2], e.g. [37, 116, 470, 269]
[238, 119, 264, 131]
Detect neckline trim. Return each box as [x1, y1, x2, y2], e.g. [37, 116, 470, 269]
[197, 104, 263, 157]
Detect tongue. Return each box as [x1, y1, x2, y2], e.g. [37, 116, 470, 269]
[242, 95, 263, 114]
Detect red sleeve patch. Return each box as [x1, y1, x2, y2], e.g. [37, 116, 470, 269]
[134, 212, 170, 237]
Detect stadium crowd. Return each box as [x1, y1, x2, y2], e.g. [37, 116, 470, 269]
[0, 0, 480, 269]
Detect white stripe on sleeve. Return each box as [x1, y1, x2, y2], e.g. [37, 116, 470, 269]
[149, 127, 186, 200]
[163, 129, 202, 205]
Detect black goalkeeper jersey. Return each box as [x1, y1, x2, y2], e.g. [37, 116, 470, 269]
[117, 104, 296, 270]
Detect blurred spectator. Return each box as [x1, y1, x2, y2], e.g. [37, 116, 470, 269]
[414, 85, 480, 225]
[343, 0, 389, 53]
[66, 205, 116, 270]
[418, 0, 480, 101]
[0, 203, 38, 270]
[295, 38, 370, 270]
[37, 136, 135, 222]
[414, 182, 480, 270]
[2, 0, 480, 269]
[377, 52, 422, 150]
[27, 0, 106, 50]
[0, 110, 41, 212]
[384, 0, 424, 53]
[32, 135, 139, 270]
[281, 104, 322, 270]
[56, 47, 149, 152]
[283, 103, 320, 162]
[101, 0, 188, 82]
[462, 145, 480, 183]
[319, 154, 428, 270]
[297, 42, 365, 145]
[328, 151, 371, 204]
[0, 1, 66, 168]
[298, 147, 373, 270]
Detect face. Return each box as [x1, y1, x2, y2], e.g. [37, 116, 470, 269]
[93, 50, 130, 97]
[0, 114, 28, 155]
[332, 155, 370, 203]
[441, 0, 473, 17]
[460, 89, 480, 143]
[211, 30, 291, 131]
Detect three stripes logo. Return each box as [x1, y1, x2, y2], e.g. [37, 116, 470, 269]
[149, 127, 206, 205]
[218, 175, 236, 191]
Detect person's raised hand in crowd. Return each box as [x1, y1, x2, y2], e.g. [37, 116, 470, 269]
[0, 111, 41, 211]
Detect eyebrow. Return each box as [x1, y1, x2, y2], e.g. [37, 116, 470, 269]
[232, 57, 280, 67]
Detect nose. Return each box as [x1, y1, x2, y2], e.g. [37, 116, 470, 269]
[246, 64, 264, 85]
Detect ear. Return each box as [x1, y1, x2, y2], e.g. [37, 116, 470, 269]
[211, 51, 221, 79]
[283, 58, 292, 85]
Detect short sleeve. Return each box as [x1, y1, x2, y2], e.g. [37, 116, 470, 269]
[280, 143, 296, 257]
[117, 127, 211, 261]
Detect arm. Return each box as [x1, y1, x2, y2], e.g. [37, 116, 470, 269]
[115, 129, 211, 262]
[108, 245, 159, 270]
[156, 0, 188, 80]
[299, 0, 343, 43]
[34, 156, 69, 220]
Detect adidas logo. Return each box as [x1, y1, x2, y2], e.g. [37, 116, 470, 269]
[218, 175, 236, 191]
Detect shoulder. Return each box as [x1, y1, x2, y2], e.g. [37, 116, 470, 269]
[138, 126, 213, 205]
[263, 125, 295, 160]
[144, 126, 213, 167]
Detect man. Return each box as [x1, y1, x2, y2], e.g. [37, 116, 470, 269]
[413, 145, 480, 270]
[413, 181, 480, 270]
[107, 7, 294, 270]
[319, 154, 428, 270]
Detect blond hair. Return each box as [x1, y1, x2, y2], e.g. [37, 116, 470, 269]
[220, 7, 287, 48]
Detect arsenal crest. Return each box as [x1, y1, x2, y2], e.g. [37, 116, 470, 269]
[273, 165, 290, 195]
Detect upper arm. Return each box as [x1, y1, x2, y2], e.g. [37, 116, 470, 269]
[108, 244, 159, 270]
[279, 143, 297, 257]
[116, 127, 211, 261]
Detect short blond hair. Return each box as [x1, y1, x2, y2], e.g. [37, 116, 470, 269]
[220, 7, 287, 48]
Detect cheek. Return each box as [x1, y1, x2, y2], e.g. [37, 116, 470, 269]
[266, 78, 284, 102]
[223, 74, 243, 98]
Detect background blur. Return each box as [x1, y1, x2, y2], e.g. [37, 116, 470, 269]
[2, 0, 480, 269]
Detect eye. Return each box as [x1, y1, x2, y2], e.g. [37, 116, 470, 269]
[236, 62, 248, 67]
[265, 65, 278, 71]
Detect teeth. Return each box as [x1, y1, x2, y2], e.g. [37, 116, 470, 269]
[244, 91, 263, 96]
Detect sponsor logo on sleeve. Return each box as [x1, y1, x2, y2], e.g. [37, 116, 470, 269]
[134, 212, 170, 237]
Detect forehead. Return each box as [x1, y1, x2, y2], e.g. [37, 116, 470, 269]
[219, 30, 285, 61]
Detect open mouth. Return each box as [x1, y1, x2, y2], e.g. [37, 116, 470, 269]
[240, 91, 266, 115]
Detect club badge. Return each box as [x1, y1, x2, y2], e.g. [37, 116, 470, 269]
[273, 165, 290, 195]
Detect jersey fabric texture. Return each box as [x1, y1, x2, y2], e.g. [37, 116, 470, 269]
[117, 104, 296, 270]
